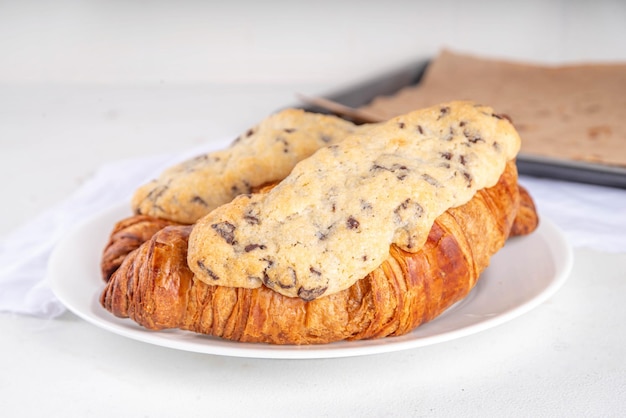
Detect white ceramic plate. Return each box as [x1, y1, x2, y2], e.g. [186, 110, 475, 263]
[48, 203, 573, 359]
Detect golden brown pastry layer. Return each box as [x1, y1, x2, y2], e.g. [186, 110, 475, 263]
[100, 215, 181, 281]
[100, 160, 537, 344]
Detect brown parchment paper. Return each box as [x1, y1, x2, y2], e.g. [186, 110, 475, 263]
[360, 50, 626, 167]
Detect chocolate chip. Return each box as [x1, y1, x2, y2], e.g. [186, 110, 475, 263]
[398, 122, 405, 129]
[278, 268, 297, 289]
[417, 125, 424, 134]
[492, 113, 513, 124]
[284, 128, 296, 133]
[464, 129, 485, 144]
[276, 136, 289, 153]
[244, 243, 266, 252]
[229, 184, 248, 196]
[440, 152, 453, 160]
[146, 185, 168, 202]
[263, 267, 296, 290]
[261, 272, 272, 287]
[298, 286, 328, 301]
[396, 198, 410, 212]
[260, 258, 275, 286]
[462, 171, 472, 187]
[371, 163, 410, 180]
[437, 106, 450, 120]
[346, 216, 360, 229]
[211, 221, 236, 245]
[243, 207, 260, 225]
[262, 257, 274, 268]
[371, 163, 385, 172]
[196, 260, 220, 281]
[246, 128, 255, 137]
[394, 198, 424, 224]
[309, 267, 322, 276]
[244, 214, 260, 225]
[443, 126, 455, 141]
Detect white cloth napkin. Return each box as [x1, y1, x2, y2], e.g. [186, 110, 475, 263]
[519, 176, 626, 251]
[1, 149, 625, 319]
[0, 145, 211, 319]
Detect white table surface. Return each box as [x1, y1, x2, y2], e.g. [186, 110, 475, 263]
[2, 81, 626, 417]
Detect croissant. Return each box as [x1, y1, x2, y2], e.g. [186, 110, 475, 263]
[101, 215, 181, 281]
[100, 160, 538, 344]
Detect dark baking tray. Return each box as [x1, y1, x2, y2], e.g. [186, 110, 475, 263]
[300, 59, 626, 189]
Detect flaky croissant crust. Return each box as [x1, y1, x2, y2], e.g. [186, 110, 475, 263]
[100, 160, 538, 344]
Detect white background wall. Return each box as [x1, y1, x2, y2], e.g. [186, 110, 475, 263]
[1, 0, 625, 86]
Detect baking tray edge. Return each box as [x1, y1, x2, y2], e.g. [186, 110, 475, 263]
[298, 58, 626, 189]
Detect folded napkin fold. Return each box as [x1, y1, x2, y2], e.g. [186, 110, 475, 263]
[1, 146, 625, 319]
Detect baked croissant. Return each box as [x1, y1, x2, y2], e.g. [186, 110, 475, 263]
[100, 160, 538, 344]
[101, 215, 181, 281]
